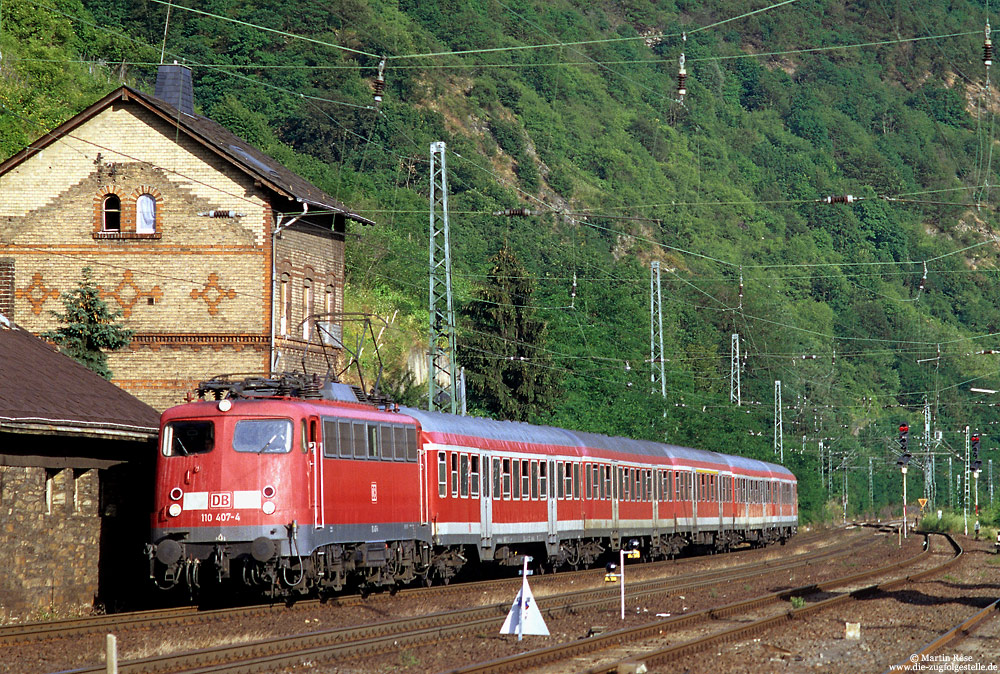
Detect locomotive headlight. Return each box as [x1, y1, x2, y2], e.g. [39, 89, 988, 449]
[167, 503, 182, 517]
[218, 399, 232, 412]
[262, 500, 276, 515]
[169, 487, 183, 501]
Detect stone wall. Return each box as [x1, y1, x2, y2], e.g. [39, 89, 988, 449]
[0, 466, 101, 618]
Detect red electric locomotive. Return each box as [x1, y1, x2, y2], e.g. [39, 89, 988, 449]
[149, 374, 797, 597]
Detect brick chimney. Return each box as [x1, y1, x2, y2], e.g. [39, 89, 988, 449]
[154, 62, 194, 115]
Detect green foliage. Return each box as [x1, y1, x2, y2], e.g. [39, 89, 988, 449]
[41, 268, 133, 380]
[459, 246, 560, 421]
[5, 0, 1000, 522]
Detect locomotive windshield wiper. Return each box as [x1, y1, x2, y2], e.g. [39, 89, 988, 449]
[175, 439, 189, 456]
[257, 434, 278, 454]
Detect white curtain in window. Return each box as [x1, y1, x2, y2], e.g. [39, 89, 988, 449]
[137, 194, 156, 233]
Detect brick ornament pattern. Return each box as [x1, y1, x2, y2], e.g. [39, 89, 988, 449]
[16, 273, 61, 315]
[100, 271, 164, 318]
[190, 272, 237, 316]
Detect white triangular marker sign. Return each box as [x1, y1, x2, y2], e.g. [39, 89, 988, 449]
[500, 579, 549, 636]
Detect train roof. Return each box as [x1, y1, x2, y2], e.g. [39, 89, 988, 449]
[401, 407, 793, 479]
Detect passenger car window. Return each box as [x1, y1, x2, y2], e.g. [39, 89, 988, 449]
[162, 420, 214, 457]
[232, 419, 292, 453]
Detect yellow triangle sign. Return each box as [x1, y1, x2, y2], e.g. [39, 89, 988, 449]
[917, 498, 928, 508]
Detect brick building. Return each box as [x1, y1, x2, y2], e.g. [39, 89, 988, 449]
[0, 65, 372, 410]
[0, 314, 160, 618]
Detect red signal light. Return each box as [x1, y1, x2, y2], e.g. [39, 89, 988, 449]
[899, 424, 909, 434]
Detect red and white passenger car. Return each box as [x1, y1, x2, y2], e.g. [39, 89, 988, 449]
[149, 375, 797, 596]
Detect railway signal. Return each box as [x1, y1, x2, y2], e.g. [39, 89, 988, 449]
[897, 424, 911, 466]
[972, 434, 982, 472]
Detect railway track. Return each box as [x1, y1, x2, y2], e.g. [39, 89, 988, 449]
[44, 530, 856, 673]
[449, 532, 962, 674]
[1, 529, 832, 647]
[882, 595, 1000, 674]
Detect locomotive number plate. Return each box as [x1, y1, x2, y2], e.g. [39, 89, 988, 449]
[371, 482, 378, 503]
[201, 512, 241, 523]
[210, 492, 233, 509]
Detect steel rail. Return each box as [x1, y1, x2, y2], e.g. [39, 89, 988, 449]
[882, 596, 1000, 674]
[2, 529, 831, 646]
[447, 533, 961, 674]
[53, 532, 852, 673]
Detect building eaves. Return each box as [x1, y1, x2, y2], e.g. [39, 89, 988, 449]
[0, 86, 375, 227]
[0, 318, 160, 441]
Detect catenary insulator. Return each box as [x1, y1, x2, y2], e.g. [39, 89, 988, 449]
[677, 50, 687, 98]
[198, 210, 244, 218]
[823, 194, 855, 204]
[493, 208, 535, 216]
[374, 57, 387, 105]
[987, 23, 993, 67]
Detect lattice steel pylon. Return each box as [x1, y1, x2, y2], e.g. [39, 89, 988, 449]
[964, 426, 971, 535]
[948, 456, 954, 507]
[730, 334, 741, 406]
[869, 456, 874, 509]
[990, 459, 994, 506]
[428, 141, 459, 414]
[923, 398, 934, 505]
[774, 380, 783, 463]
[650, 261, 666, 399]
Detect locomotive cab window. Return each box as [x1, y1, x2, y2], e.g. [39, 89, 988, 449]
[162, 420, 214, 456]
[232, 419, 292, 453]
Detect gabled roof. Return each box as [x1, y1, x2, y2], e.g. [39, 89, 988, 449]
[0, 86, 374, 226]
[0, 315, 160, 441]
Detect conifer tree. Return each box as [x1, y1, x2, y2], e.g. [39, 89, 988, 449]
[459, 246, 559, 421]
[42, 267, 133, 380]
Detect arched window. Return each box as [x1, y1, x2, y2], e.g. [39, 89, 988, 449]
[302, 278, 313, 340]
[136, 194, 156, 233]
[325, 283, 334, 315]
[103, 195, 121, 231]
[279, 273, 291, 336]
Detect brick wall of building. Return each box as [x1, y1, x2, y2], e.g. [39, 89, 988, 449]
[272, 224, 346, 375]
[0, 258, 12, 319]
[0, 465, 101, 618]
[0, 103, 348, 410]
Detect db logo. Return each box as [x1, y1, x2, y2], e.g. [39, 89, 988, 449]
[210, 492, 232, 509]
[370, 482, 378, 503]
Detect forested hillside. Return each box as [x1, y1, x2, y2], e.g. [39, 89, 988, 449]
[3, 0, 1000, 523]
